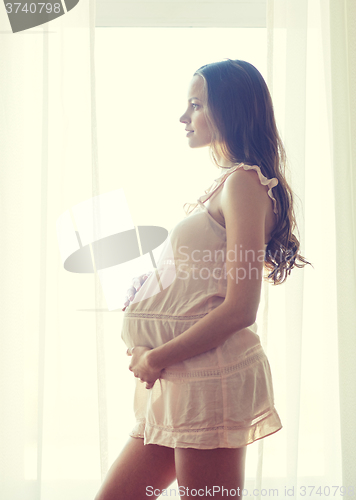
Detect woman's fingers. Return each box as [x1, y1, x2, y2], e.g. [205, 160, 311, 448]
[133, 272, 151, 291]
[127, 284, 136, 299]
[122, 284, 137, 307]
[123, 272, 153, 310]
[131, 277, 140, 291]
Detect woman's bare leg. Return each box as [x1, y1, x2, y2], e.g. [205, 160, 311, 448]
[94, 436, 176, 500]
[174, 446, 247, 500]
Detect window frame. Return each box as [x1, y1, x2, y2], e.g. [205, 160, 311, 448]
[95, 0, 266, 28]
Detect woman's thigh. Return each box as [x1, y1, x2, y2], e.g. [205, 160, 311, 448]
[94, 436, 176, 500]
[174, 446, 247, 500]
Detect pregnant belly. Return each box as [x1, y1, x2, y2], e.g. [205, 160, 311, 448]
[121, 312, 261, 372]
[120, 314, 208, 350]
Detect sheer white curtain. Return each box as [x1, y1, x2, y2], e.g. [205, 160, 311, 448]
[323, 0, 356, 487]
[263, 0, 356, 494]
[1, 0, 355, 499]
[0, 1, 103, 498]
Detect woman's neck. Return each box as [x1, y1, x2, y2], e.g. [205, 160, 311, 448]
[216, 157, 242, 171]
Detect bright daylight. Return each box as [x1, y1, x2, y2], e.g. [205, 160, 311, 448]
[1, 2, 353, 499]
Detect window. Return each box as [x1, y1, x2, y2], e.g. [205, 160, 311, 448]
[95, 0, 266, 28]
[95, 25, 268, 495]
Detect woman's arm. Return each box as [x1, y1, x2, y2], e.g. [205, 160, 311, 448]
[147, 301, 254, 371]
[146, 168, 270, 372]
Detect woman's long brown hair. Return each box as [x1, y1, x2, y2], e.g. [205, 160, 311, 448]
[194, 59, 313, 285]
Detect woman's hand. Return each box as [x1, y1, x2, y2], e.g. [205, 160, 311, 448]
[122, 272, 153, 311]
[126, 346, 163, 389]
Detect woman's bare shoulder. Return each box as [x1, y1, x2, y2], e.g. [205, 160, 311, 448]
[220, 167, 277, 244]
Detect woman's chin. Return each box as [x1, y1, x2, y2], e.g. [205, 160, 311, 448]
[187, 140, 209, 149]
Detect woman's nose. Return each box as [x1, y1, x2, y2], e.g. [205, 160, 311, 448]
[179, 114, 189, 124]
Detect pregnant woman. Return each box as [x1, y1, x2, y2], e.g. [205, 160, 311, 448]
[94, 59, 311, 500]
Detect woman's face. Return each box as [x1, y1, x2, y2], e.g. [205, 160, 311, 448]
[179, 75, 212, 148]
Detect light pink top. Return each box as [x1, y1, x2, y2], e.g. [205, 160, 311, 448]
[121, 163, 282, 449]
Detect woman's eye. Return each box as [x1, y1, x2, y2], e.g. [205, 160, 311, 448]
[191, 103, 199, 109]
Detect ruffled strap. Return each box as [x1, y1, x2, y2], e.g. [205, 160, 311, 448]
[240, 164, 279, 214]
[183, 162, 279, 216]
